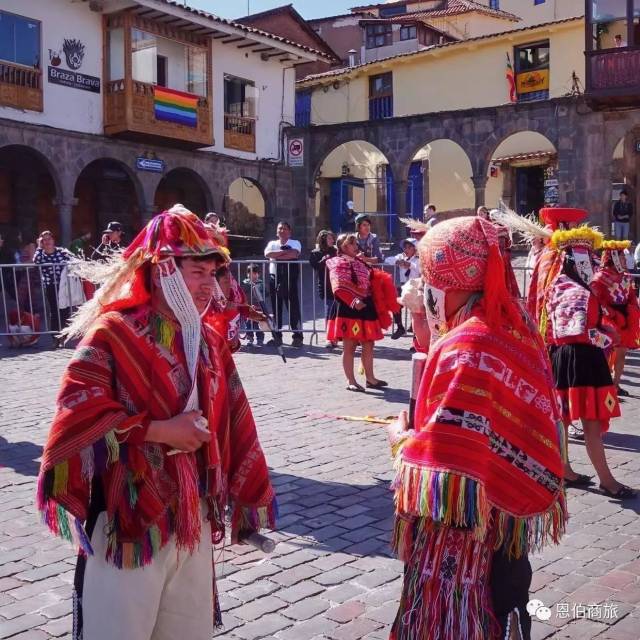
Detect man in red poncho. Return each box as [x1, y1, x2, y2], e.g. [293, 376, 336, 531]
[36, 205, 276, 640]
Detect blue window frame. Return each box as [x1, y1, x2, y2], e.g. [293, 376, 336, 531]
[534, 0, 546, 5]
[369, 72, 393, 120]
[0, 10, 40, 68]
[489, 0, 500, 9]
[379, 4, 407, 17]
[295, 90, 311, 127]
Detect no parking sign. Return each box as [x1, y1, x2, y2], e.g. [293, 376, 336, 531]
[287, 137, 304, 167]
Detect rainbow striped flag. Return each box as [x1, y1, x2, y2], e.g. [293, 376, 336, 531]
[154, 86, 198, 128]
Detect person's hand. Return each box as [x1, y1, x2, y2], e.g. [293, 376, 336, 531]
[147, 410, 211, 452]
[246, 306, 267, 322]
[354, 300, 366, 310]
[101, 233, 110, 245]
[386, 410, 410, 445]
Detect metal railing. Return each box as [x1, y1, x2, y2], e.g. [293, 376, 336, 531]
[3, 260, 639, 349]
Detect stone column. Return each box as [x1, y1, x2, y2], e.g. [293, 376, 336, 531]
[143, 205, 158, 224]
[471, 174, 487, 210]
[56, 198, 78, 246]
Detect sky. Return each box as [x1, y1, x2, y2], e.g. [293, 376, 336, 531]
[186, 0, 356, 21]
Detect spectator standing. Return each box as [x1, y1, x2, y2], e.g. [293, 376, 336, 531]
[264, 221, 304, 348]
[309, 230, 338, 348]
[91, 221, 124, 261]
[355, 214, 383, 265]
[424, 203, 438, 227]
[241, 264, 265, 347]
[0, 232, 17, 303]
[612, 190, 633, 240]
[33, 230, 73, 347]
[342, 200, 357, 232]
[384, 238, 420, 339]
[69, 231, 92, 257]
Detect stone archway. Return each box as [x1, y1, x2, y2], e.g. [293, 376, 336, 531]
[154, 168, 212, 216]
[73, 158, 144, 248]
[0, 144, 61, 248]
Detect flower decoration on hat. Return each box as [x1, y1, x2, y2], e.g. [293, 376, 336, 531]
[550, 226, 603, 252]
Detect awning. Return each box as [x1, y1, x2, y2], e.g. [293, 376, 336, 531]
[493, 150, 556, 168]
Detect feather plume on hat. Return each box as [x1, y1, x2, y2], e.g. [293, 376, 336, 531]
[489, 202, 551, 244]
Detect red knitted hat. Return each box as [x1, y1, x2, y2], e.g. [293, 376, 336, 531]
[539, 207, 587, 230]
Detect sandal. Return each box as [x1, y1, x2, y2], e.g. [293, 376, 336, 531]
[565, 473, 593, 488]
[366, 380, 388, 389]
[599, 484, 637, 500]
[346, 383, 365, 393]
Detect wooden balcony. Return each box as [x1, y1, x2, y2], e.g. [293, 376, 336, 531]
[0, 61, 42, 112]
[585, 48, 640, 109]
[224, 114, 256, 153]
[104, 79, 213, 149]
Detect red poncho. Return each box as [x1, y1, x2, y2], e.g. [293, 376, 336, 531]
[37, 304, 276, 568]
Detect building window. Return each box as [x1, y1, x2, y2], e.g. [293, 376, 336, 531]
[131, 29, 206, 96]
[534, 0, 545, 4]
[380, 4, 407, 17]
[224, 74, 257, 152]
[514, 41, 550, 102]
[156, 55, 168, 87]
[489, 0, 500, 9]
[400, 25, 417, 40]
[369, 72, 393, 120]
[366, 24, 393, 49]
[0, 10, 40, 68]
[295, 90, 311, 128]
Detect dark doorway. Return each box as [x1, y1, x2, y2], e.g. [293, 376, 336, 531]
[154, 169, 209, 216]
[515, 166, 545, 215]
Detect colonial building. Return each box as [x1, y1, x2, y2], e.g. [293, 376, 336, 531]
[0, 0, 329, 251]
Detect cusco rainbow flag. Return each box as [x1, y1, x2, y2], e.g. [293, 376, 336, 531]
[154, 86, 198, 127]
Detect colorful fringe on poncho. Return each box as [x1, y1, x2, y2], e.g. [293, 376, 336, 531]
[390, 312, 567, 640]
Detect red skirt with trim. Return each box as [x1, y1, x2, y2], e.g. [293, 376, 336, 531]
[550, 343, 620, 430]
[327, 296, 383, 343]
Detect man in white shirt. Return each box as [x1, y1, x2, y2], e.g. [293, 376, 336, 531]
[264, 221, 304, 347]
[384, 238, 420, 339]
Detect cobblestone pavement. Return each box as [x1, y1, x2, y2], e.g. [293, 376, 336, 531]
[1, 337, 640, 640]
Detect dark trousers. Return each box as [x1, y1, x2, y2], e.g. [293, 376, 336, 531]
[269, 275, 302, 340]
[490, 548, 532, 639]
[393, 286, 405, 330]
[245, 320, 264, 343]
[44, 282, 70, 334]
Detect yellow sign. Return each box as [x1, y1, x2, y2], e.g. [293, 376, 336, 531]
[516, 69, 549, 94]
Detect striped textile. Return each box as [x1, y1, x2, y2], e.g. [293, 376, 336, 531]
[154, 86, 198, 128]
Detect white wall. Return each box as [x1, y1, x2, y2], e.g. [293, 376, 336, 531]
[0, 0, 103, 134]
[496, 0, 584, 26]
[210, 39, 296, 161]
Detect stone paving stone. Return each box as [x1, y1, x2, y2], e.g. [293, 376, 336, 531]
[232, 595, 287, 622]
[3, 338, 640, 639]
[0, 614, 47, 640]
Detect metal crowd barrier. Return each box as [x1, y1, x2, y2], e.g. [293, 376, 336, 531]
[0, 262, 88, 346]
[3, 259, 639, 349]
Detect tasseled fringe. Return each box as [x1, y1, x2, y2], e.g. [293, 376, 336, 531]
[392, 463, 490, 540]
[105, 521, 168, 569]
[393, 463, 567, 558]
[151, 313, 177, 349]
[233, 496, 278, 534]
[52, 461, 69, 497]
[105, 430, 120, 465]
[37, 480, 94, 557]
[391, 520, 497, 640]
[391, 513, 415, 562]
[174, 454, 202, 554]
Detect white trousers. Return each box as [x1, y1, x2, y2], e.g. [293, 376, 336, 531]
[82, 510, 213, 640]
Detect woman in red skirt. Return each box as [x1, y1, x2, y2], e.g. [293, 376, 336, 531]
[326, 233, 385, 392]
[546, 227, 635, 499]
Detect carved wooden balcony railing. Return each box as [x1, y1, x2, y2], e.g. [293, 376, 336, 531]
[224, 114, 256, 153]
[104, 79, 212, 148]
[586, 48, 640, 107]
[0, 61, 43, 112]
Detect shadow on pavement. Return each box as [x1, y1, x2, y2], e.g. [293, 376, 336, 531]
[269, 470, 395, 558]
[0, 435, 42, 477]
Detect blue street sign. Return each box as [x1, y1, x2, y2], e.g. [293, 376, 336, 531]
[136, 157, 165, 173]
